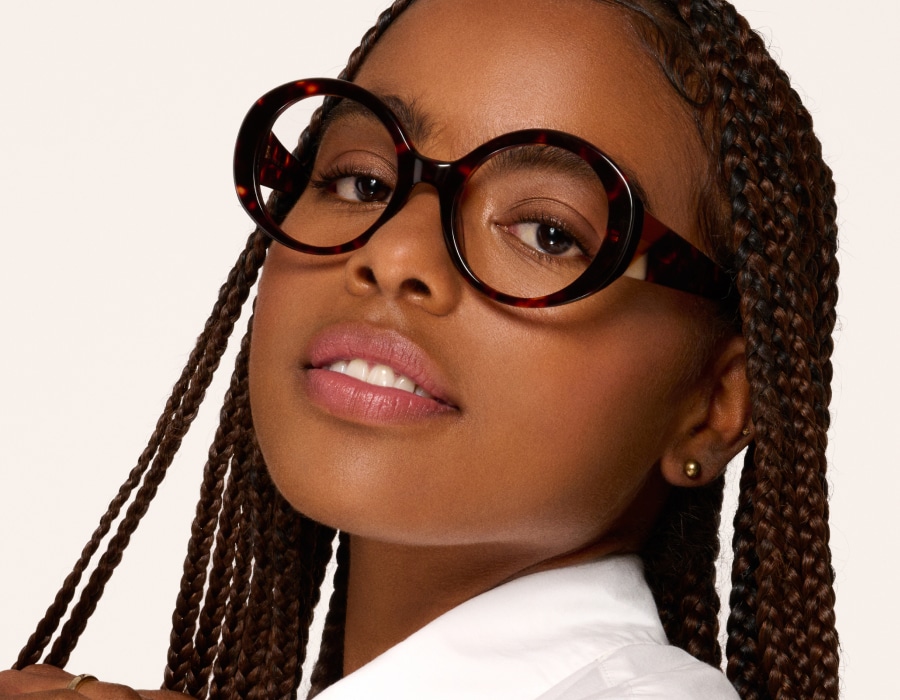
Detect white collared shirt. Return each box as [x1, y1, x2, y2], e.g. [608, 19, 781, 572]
[316, 554, 739, 699]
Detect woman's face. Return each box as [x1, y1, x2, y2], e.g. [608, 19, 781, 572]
[250, 0, 714, 560]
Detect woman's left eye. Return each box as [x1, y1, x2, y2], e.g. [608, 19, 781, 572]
[507, 221, 585, 258]
[333, 175, 392, 203]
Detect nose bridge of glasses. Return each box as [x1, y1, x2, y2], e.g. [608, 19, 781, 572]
[383, 155, 447, 237]
[368, 155, 459, 275]
[410, 157, 455, 191]
[391, 156, 459, 226]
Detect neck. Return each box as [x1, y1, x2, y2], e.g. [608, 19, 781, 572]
[340, 535, 632, 676]
[335, 468, 670, 679]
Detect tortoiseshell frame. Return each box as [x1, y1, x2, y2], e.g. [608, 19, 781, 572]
[234, 78, 734, 308]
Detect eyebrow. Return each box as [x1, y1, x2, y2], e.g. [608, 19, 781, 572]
[378, 93, 436, 144]
[321, 91, 436, 145]
[323, 91, 656, 212]
[486, 143, 656, 213]
[487, 146, 603, 182]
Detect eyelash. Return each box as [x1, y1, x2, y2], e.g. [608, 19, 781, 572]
[310, 164, 394, 196]
[505, 211, 595, 261]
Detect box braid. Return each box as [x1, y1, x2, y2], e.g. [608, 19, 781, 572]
[167, 4, 419, 699]
[13, 228, 269, 672]
[13, 1, 414, 697]
[690, 3, 838, 699]
[600, 1, 840, 698]
[307, 532, 351, 698]
[14, 1, 838, 699]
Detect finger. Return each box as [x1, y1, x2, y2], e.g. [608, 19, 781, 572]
[1, 692, 81, 699]
[0, 668, 143, 700]
[18, 666, 71, 681]
[70, 681, 142, 700]
[0, 666, 72, 695]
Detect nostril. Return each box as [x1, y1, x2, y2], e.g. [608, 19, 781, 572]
[357, 266, 377, 285]
[402, 279, 431, 297]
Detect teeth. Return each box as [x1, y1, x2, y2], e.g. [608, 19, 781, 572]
[345, 358, 369, 382]
[368, 364, 396, 387]
[325, 359, 433, 398]
[329, 360, 349, 375]
[394, 375, 416, 393]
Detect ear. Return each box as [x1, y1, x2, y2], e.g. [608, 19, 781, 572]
[660, 335, 753, 487]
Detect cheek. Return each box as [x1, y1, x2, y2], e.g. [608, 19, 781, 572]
[248, 256, 339, 525]
[458, 312, 693, 546]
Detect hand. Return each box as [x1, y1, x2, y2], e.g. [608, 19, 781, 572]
[0, 665, 185, 699]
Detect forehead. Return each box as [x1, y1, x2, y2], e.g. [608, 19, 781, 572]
[354, 0, 706, 230]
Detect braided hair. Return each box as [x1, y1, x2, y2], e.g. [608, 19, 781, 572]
[612, 3, 839, 698]
[15, 1, 839, 699]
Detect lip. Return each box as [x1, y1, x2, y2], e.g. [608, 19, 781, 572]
[303, 323, 459, 424]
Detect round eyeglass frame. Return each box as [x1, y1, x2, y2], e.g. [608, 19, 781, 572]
[234, 78, 734, 308]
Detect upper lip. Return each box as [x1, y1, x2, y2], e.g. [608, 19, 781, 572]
[305, 322, 459, 408]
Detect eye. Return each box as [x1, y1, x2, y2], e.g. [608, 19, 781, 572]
[506, 219, 587, 259]
[314, 167, 394, 204]
[332, 174, 393, 203]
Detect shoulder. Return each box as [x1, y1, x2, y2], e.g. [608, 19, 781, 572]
[534, 643, 739, 700]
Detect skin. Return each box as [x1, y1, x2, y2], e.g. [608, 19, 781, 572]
[1, 0, 751, 695]
[0, 665, 181, 699]
[250, 0, 751, 677]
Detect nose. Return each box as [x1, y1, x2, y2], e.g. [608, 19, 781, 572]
[343, 186, 463, 315]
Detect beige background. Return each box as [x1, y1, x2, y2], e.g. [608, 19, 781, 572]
[0, 1, 894, 697]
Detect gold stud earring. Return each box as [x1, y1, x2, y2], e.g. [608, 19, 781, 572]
[683, 459, 702, 480]
[742, 426, 752, 436]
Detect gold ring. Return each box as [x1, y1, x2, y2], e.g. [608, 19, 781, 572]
[66, 674, 99, 692]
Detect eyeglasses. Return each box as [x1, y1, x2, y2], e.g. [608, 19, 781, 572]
[234, 78, 734, 308]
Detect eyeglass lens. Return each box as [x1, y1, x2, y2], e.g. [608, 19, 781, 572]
[265, 94, 613, 299]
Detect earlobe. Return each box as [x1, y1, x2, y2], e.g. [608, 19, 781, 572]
[660, 335, 752, 487]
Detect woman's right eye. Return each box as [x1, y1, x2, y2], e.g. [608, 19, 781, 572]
[332, 175, 392, 203]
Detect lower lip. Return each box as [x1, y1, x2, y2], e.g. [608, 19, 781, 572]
[304, 368, 457, 424]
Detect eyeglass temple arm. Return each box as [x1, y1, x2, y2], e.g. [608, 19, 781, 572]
[640, 213, 736, 302]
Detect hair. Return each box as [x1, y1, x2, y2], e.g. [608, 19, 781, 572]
[14, 1, 839, 699]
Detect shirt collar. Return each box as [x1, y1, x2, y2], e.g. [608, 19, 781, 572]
[315, 554, 667, 700]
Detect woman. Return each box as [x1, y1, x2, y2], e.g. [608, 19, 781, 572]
[1, 0, 839, 698]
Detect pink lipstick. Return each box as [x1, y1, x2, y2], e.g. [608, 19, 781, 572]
[303, 324, 458, 424]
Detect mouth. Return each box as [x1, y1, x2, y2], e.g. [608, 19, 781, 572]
[303, 323, 459, 422]
[323, 358, 435, 399]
